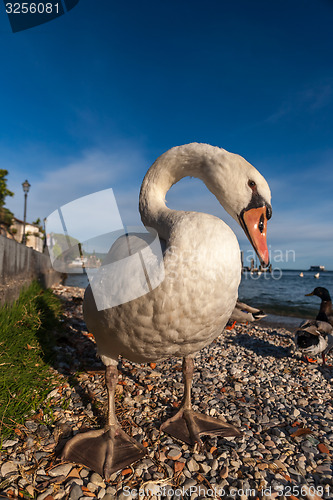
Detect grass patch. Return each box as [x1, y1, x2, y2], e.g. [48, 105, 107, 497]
[0, 281, 62, 439]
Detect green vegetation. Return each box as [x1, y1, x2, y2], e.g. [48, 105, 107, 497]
[50, 232, 81, 261]
[0, 282, 62, 439]
[0, 169, 14, 232]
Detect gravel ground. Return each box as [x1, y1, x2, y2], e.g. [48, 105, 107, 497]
[0, 284, 332, 500]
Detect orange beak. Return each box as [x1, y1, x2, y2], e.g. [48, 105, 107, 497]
[240, 206, 270, 267]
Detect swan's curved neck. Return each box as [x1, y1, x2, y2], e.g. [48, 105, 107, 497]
[139, 144, 226, 240]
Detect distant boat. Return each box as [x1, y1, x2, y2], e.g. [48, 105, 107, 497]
[299, 272, 304, 278]
[309, 265, 325, 272]
[314, 273, 320, 279]
[69, 256, 88, 268]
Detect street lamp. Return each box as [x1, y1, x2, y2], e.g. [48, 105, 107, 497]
[22, 179, 31, 245]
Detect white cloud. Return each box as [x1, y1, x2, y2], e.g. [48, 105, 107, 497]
[265, 79, 333, 123]
[6, 145, 147, 222]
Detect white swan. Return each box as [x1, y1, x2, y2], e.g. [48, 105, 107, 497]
[62, 143, 272, 478]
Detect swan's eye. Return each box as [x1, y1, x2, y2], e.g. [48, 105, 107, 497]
[248, 180, 256, 189]
[258, 214, 264, 233]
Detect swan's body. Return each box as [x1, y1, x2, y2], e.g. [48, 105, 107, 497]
[63, 143, 272, 477]
[295, 320, 333, 365]
[84, 216, 240, 363]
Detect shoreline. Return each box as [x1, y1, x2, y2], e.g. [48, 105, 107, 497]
[64, 274, 308, 332]
[260, 313, 303, 331]
[0, 283, 332, 498]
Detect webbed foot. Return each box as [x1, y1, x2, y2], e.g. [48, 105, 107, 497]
[160, 407, 241, 446]
[62, 425, 146, 479]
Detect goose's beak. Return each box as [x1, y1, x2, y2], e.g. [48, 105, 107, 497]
[239, 206, 270, 267]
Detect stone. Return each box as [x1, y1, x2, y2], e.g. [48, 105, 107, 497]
[37, 488, 54, 500]
[187, 458, 199, 472]
[183, 478, 197, 490]
[1, 462, 18, 477]
[167, 448, 182, 460]
[199, 462, 211, 474]
[219, 465, 228, 479]
[49, 463, 73, 477]
[69, 484, 83, 500]
[2, 439, 18, 448]
[117, 490, 134, 500]
[91, 472, 106, 488]
[80, 468, 90, 478]
[87, 482, 98, 492]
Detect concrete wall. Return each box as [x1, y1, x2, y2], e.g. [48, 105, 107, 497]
[0, 235, 61, 305]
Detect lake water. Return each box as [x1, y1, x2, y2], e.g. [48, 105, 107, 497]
[65, 269, 333, 330]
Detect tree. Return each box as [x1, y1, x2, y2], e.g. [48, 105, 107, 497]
[0, 170, 14, 234]
[32, 217, 44, 235]
[0, 170, 14, 206]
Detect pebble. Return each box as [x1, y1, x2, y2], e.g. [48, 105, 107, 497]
[2, 439, 18, 448]
[80, 468, 90, 478]
[183, 478, 197, 489]
[1, 461, 17, 476]
[91, 472, 106, 487]
[37, 488, 54, 500]
[167, 448, 182, 460]
[1, 284, 332, 498]
[219, 465, 229, 478]
[69, 484, 83, 500]
[87, 481, 98, 492]
[187, 458, 200, 472]
[48, 463, 73, 477]
[199, 462, 211, 473]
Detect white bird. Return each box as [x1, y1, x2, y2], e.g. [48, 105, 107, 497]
[62, 143, 272, 478]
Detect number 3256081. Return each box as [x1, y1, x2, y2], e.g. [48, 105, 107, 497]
[5, 3, 60, 14]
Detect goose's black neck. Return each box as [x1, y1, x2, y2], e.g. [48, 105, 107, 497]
[317, 299, 333, 322]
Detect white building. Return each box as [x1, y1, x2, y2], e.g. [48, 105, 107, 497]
[10, 217, 44, 252]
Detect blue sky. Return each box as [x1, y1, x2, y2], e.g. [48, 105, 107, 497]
[0, 0, 332, 270]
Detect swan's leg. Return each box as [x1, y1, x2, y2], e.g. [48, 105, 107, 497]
[62, 363, 146, 479]
[160, 356, 241, 446]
